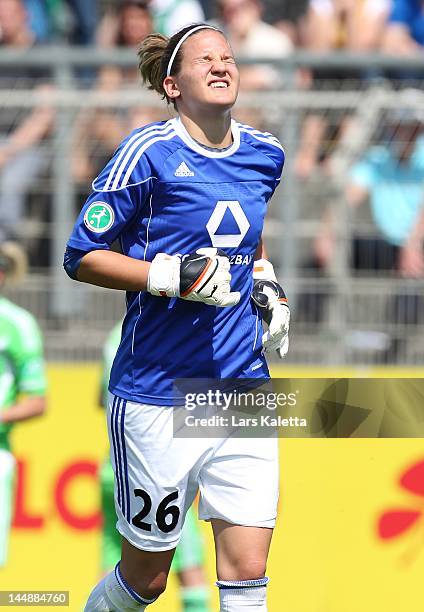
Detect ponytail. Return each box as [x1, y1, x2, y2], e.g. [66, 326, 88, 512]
[138, 33, 169, 99]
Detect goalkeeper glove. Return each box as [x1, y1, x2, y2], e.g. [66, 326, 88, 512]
[147, 248, 240, 307]
[252, 258, 290, 358]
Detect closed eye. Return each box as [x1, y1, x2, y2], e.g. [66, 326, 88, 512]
[195, 55, 236, 64]
[194, 55, 213, 63]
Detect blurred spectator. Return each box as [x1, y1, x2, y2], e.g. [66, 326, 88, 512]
[23, 0, 51, 42]
[316, 111, 424, 273]
[262, 0, 309, 45]
[382, 0, 424, 55]
[0, 0, 54, 243]
[68, 0, 98, 45]
[97, 0, 154, 80]
[305, 0, 390, 52]
[199, 0, 215, 20]
[74, 2, 164, 187]
[72, 105, 164, 188]
[22, 0, 98, 45]
[49, 0, 98, 45]
[150, 0, 205, 35]
[295, 0, 390, 179]
[214, 0, 293, 90]
[0, 0, 36, 46]
[312, 108, 424, 360]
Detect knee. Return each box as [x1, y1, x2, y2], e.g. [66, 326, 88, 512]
[139, 583, 167, 601]
[129, 573, 168, 601]
[120, 538, 174, 601]
[218, 556, 266, 582]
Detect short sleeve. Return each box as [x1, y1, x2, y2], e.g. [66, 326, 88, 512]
[67, 133, 155, 253]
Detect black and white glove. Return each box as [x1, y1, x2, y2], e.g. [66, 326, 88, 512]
[252, 258, 290, 358]
[147, 248, 240, 307]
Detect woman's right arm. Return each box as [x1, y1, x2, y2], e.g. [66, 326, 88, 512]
[64, 129, 156, 291]
[77, 250, 151, 291]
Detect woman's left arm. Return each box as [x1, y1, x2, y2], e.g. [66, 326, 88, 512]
[254, 238, 266, 261]
[252, 238, 290, 358]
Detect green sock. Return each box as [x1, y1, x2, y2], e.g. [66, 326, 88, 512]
[181, 586, 210, 611]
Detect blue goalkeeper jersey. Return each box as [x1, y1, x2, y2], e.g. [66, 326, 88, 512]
[66, 117, 285, 405]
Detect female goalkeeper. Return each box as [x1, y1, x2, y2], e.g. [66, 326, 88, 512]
[64, 23, 289, 612]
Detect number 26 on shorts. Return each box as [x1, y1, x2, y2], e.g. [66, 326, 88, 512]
[131, 489, 180, 534]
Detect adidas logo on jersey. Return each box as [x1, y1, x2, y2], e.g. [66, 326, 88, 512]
[174, 161, 195, 177]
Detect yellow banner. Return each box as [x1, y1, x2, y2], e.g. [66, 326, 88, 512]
[1, 365, 423, 611]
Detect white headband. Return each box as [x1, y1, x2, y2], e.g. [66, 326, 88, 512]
[166, 25, 219, 78]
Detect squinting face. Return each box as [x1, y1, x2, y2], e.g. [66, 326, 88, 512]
[170, 30, 240, 114]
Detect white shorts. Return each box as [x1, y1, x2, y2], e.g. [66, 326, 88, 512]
[0, 449, 16, 567]
[107, 394, 279, 552]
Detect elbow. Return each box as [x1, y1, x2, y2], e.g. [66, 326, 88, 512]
[31, 396, 47, 418]
[37, 399, 47, 417]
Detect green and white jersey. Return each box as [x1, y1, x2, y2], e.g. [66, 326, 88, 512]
[0, 298, 47, 450]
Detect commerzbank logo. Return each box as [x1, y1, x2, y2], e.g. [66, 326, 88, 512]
[206, 200, 250, 248]
[84, 202, 115, 233]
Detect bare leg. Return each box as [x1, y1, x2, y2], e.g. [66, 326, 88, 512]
[84, 538, 175, 611]
[212, 519, 273, 581]
[212, 519, 273, 611]
[120, 537, 176, 600]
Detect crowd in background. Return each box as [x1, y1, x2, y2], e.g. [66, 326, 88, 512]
[0, 0, 421, 59]
[0, 0, 423, 363]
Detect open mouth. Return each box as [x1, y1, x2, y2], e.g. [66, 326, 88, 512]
[209, 80, 229, 89]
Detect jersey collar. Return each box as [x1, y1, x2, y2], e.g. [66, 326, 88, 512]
[172, 117, 240, 158]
